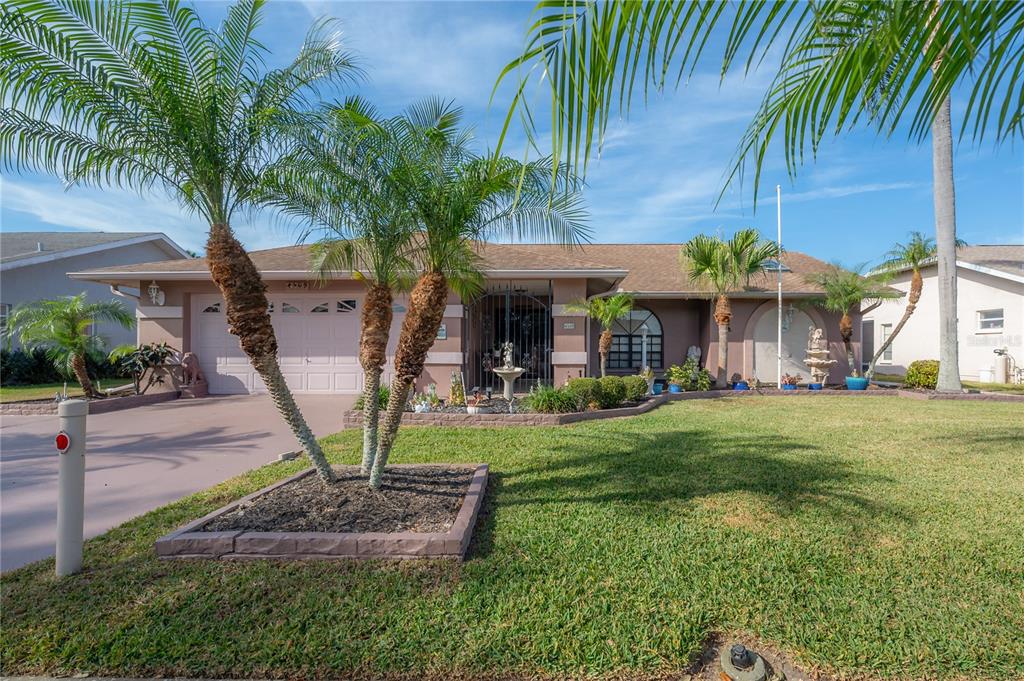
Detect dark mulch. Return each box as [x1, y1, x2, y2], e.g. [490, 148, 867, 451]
[201, 465, 475, 534]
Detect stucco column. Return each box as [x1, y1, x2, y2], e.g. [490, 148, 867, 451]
[551, 279, 588, 384]
[417, 295, 464, 396]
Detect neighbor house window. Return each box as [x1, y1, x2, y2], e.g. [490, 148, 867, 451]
[608, 308, 663, 370]
[881, 323, 893, 362]
[0, 303, 10, 333]
[977, 309, 1004, 331]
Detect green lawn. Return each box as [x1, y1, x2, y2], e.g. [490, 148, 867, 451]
[3, 398, 1022, 680]
[0, 382, 84, 403]
[872, 372, 1024, 395]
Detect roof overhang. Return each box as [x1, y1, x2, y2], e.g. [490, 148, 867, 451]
[1, 233, 190, 271]
[68, 267, 630, 283]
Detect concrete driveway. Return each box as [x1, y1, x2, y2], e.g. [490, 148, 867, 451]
[0, 393, 354, 572]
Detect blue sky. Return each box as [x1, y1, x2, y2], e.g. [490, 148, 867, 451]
[2, 0, 1021, 265]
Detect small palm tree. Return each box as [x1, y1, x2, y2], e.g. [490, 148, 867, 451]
[1, 0, 357, 482]
[370, 100, 589, 489]
[863, 232, 951, 380]
[264, 98, 418, 476]
[8, 294, 134, 398]
[806, 265, 900, 378]
[681, 229, 780, 387]
[566, 293, 633, 377]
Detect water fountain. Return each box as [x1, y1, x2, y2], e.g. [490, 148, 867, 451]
[491, 341, 525, 400]
[804, 326, 837, 387]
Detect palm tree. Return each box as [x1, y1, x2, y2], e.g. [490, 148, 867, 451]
[681, 229, 780, 387]
[565, 294, 633, 377]
[806, 265, 900, 378]
[1, 0, 357, 482]
[864, 232, 944, 380]
[498, 2, 1023, 393]
[263, 99, 417, 475]
[370, 100, 589, 489]
[8, 294, 134, 398]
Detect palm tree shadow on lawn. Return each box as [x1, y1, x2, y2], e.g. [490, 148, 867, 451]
[468, 425, 909, 560]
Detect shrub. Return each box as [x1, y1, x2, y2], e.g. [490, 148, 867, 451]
[354, 384, 390, 410]
[0, 348, 120, 385]
[597, 375, 626, 408]
[524, 384, 579, 414]
[566, 377, 602, 410]
[666, 364, 689, 386]
[622, 375, 648, 401]
[694, 368, 713, 392]
[904, 360, 939, 389]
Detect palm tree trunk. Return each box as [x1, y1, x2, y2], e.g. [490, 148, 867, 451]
[71, 353, 98, 398]
[371, 271, 448, 489]
[598, 327, 612, 377]
[359, 283, 394, 475]
[840, 312, 856, 376]
[932, 95, 962, 392]
[713, 294, 731, 387]
[866, 270, 922, 380]
[206, 223, 335, 483]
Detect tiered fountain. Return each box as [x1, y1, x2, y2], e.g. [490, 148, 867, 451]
[804, 326, 837, 388]
[492, 341, 525, 400]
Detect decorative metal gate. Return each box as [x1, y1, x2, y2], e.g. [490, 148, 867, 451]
[465, 281, 553, 394]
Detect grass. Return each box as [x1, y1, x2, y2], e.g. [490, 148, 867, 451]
[2, 397, 1022, 680]
[872, 372, 1024, 395]
[0, 382, 84, 402]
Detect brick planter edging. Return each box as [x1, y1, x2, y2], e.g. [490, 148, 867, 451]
[155, 463, 489, 562]
[0, 390, 180, 416]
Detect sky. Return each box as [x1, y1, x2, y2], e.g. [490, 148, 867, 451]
[2, 0, 1022, 266]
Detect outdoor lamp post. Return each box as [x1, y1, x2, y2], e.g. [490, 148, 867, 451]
[640, 322, 649, 371]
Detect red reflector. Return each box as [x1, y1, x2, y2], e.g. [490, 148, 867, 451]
[55, 431, 70, 452]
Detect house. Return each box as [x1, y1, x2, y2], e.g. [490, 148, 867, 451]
[862, 244, 1024, 383]
[70, 242, 861, 394]
[1, 231, 191, 349]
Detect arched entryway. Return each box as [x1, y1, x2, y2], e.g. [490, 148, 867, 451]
[744, 302, 828, 384]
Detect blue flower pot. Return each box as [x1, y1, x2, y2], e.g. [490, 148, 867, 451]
[845, 376, 869, 391]
[652, 383, 664, 395]
[808, 383, 823, 391]
[668, 383, 683, 394]
[733, 381, 749, 391]
[782, 384, 797, 391]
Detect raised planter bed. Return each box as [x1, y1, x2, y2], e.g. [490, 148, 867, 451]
[156, 463, 489, 561]
[0, 389, 180, 416]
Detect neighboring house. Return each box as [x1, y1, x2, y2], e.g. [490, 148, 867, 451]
[862, 245, 1024, 382]
[1, 231, 191, 349]
[71, 243, 861, 395]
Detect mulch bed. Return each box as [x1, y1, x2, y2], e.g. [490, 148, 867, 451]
[201, 465, 475, 534]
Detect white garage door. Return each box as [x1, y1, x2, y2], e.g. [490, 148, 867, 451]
[192, 293, 365, 395]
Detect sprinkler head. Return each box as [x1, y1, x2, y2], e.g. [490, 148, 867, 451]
[730, 644, 754, 670]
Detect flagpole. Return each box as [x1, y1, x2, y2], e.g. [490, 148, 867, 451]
[777, 184, 783, 388]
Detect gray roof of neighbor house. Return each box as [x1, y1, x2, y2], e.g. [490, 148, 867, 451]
[69, 241, 846, 296]
[872, 244, 1024, 281]
[1, 231, 190, 268]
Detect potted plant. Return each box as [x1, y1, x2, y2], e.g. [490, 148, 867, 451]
[845, 375, 870, 390]
[666, 364, 688, 393]
[732, 373, 749, 391]
[808, 382, 823, 391]
[781, 373, 801, 390]
[466, 389, 484, 414]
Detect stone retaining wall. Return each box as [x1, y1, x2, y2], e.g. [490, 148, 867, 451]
[1, 390, 180, 416]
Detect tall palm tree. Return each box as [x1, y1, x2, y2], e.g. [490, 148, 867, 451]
[1, 0, 357, 482]
[498, 2, 1023, 393]
[681, 229, 780, 387]
[565, 293, 633, 377]
[263, 99, 417, 475]
[806, 265, 900, 378]
[370, 100, 589, 489]
[864, 231, 953, 380]
[8, 294, 134, 398]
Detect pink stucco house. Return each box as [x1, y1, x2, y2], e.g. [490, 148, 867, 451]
[71, 242, 860, 394]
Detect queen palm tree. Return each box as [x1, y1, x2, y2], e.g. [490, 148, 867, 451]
[498, 2, 1023, 393]
[262, 98, 418, 475]
[369, 100, 589, 489]
[681, 229, 780, 387]
[864, 232, 963, 380]
[806, 265, 900, 378]
[565, 293, 633, 377]
[1, 0, 357, 482]
[8, 294, 134, 398]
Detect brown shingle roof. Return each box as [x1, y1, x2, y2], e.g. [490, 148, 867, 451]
[71, 241, 838, 295]
[958, 245, 1024, 278]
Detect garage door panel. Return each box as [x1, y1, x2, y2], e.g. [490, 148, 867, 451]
[334, 372, 361, 392]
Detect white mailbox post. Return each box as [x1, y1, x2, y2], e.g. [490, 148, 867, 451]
[56, 399, 88, 577]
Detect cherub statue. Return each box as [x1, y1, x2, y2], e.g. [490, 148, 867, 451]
[501, 341, 515, 369]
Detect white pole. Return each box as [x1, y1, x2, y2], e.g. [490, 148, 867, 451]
[56, 399, 88, 576]
[777, 184, 783, 388]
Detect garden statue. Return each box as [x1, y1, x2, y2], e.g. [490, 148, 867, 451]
[492, 341, 525, 400]
[804, 326, 837, 386]
[686, 345, 701, 362]
[501, 340, 515, 369]
[180, 352, 204, 386]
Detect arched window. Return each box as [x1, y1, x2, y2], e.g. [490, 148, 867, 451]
[608, 308, 662, 370]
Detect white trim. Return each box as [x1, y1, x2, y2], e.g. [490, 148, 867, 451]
[136, 306, 183, 319]
[424, 352, 463, 365]
[959, 261, 1024, 284]
[443, 304, 464, 318]
[551, 304, 587, 317]
[551, 351, 588, 364]
[2, 233, 190, 271]
[70, 267, 628, 282]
